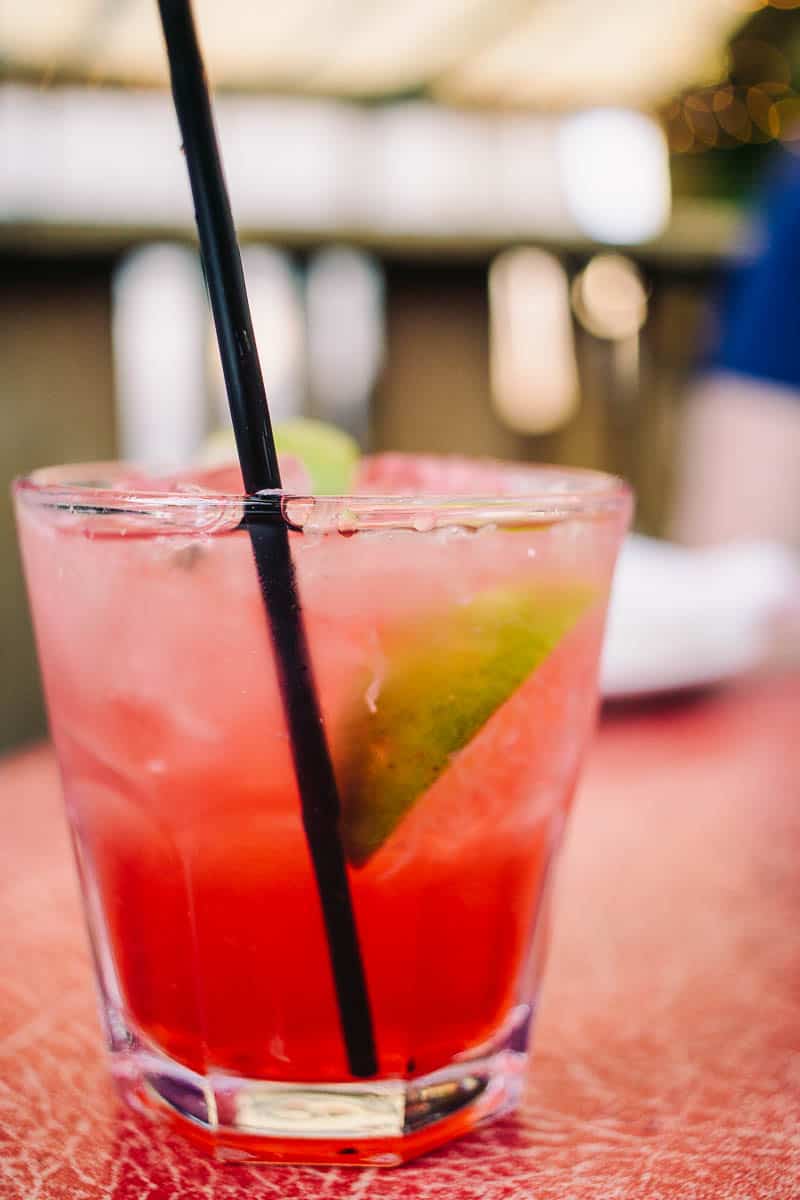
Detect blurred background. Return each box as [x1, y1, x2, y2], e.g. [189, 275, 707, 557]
[4, 0, 800, 749]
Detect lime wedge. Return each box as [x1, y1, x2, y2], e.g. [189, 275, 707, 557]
[274, 419, 360, 495]
[198, 420, 359, 494]
[338, 584, 594, 865]
[198, 428, 238, 466]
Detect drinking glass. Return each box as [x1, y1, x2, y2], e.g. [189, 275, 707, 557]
[14, 456, 631, 1165]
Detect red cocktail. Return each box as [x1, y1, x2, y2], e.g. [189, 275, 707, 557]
[14, 453, 630, 1164]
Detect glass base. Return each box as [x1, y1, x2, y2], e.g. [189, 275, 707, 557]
[111, 1010, 530, 1166]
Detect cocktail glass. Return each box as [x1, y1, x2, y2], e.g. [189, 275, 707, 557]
[14, 453, 631, 1165]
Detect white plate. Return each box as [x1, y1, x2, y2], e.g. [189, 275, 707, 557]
[600, 536, 800, 700]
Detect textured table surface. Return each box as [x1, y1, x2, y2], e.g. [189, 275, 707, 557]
[2, 677, 800, 1200]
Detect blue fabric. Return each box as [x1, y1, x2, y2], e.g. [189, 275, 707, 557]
[710, 154, 800, 392]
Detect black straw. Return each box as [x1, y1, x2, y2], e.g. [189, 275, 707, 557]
[157, 0, 377, 1078]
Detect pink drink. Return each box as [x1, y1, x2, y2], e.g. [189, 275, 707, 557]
[15, 454, 630, 1164]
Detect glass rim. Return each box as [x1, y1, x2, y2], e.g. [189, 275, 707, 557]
[14, 459, 633, 536]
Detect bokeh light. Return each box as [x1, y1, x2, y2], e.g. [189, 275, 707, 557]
[685, 93, 720, 147]
[571, 254, 648, 341]
[489, 248, 578, 435]
[776, 95, 800, 146]
[729, 38, 791, 88]
[713, 86, 753, 140]
[559, 109, 671, 244]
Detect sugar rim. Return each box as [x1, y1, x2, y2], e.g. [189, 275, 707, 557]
[15, 458, 632, 535]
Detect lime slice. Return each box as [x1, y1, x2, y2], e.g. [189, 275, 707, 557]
[338, 584, 594, 865]
[198, 420, 359, 495]
[274, 419, 360, 495]
[198, 428, 239, 466]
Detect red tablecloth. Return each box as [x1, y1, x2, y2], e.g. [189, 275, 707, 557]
[2, 678, 800, 1199]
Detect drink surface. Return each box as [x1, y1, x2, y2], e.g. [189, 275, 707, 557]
[15, 455, 626, 1085]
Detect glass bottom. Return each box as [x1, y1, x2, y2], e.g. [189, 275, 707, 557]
[111, 1008, 530, 1166]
